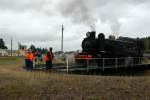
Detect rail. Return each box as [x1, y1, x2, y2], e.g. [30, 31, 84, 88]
[65, 57, 150, 72]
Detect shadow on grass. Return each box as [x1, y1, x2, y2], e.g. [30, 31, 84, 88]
[68, 66, 150, 77]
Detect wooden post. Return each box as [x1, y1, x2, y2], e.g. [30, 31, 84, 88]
[11, 38, 12, 56]
[18, 42, 20, 56]
[61, 25, 64, 52]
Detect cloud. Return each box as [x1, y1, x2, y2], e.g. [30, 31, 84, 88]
[57, 0, 150, 34]
[0, 0, 150, 51]
[57, 0, 97, 31]
[0, 0, 50, 11]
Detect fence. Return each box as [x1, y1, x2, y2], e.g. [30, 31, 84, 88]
[32, 54, 150, 72]
[65, 56, 150, 73]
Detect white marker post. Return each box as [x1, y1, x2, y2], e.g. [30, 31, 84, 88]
[66, 56, 69, 73]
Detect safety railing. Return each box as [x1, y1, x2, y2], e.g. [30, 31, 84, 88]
[65, 56, 150, 72]
[31, 54, 150, 72]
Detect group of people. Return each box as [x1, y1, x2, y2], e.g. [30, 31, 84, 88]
[25, 48, 54, 70]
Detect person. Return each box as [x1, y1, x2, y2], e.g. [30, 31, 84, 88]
[49, 47, 54, 67]
[25, 50, 30, 70]
[37, 51, 42, 62]
[45, 52, 50, 70]
[30, 51, 34, 70]
[26, 50, 34, 70]
[34, 49, 38, 63]
[44, 47, 54, 70]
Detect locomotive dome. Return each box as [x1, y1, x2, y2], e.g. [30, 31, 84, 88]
[98, 33, 105, 39]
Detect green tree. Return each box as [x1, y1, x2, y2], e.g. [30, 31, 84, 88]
[29, 44, 36, 52]
[141, 37, 150, 51]
[0, 38, 8, 49]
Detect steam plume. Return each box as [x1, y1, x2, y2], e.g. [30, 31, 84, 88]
[57, 0, 123, 32]
[58, 0, 97, 31]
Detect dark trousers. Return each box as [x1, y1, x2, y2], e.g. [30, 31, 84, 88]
[46, 60, 52, 69]
[29, 61, 33, 70]
[25, 59, 30, 69]
[25, 59, 33, 70]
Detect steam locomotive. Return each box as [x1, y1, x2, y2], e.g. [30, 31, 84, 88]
[75, 31, 144, 66]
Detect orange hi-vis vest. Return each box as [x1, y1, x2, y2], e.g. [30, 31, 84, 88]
[25, 53, 30, 59]
[29, 53, 34, 61]
[26, 53, 34, 61]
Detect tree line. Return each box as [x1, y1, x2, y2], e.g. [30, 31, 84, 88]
[19, 44, 48, 54]
[141, 37, 150, 51]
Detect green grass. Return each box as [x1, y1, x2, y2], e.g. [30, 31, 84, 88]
[0, 57, 23, 65]
[0, 57, 150, 100]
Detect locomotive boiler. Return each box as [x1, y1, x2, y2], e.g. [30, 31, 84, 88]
[75, 31, 144, 67]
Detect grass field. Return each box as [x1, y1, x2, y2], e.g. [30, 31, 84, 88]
[0, 57, 150, 100]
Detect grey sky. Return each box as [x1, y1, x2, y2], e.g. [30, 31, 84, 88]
[0, 0, 150, 51]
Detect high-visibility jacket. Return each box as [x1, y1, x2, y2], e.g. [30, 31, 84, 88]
[29, 53, 34, 61]
[44, 52, 54, 62]
[25, 53, 30, 59]
[44, 55, 49, 62]
[45, 52, 54, 61]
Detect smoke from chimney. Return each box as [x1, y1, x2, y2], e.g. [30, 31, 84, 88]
[57, 0, 97, 31]
[57, 0, 123, 33]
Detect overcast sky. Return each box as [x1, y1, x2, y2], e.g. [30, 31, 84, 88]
[0, 0, 150, 51]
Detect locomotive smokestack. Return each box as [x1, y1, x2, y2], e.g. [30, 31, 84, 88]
[89, 31, 96, 39]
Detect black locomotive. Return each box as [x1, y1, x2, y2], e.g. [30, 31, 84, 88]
[75, 31, 144, 66]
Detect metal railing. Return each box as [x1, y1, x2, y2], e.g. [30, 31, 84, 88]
[30, 55, 150, 72]
[65, 57, 150, 72]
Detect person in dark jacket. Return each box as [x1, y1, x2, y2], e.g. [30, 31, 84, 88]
[45, 48, 54, 70]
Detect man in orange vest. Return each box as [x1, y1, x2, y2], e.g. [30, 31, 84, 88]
[29, 50, 34, 70]
[25, 50, 34, 70]
[45, 47, 54, 70]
